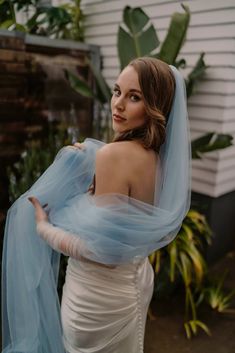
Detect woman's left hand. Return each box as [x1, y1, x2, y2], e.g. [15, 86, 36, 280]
[28, 197, 49, 223]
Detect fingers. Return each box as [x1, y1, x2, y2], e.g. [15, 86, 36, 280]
[28, 196, 41, 208]
[67, 142, 85, 151]
[28, 196, 49, 222]
[28, 197, 49, 211]
[73, 142, 85, 150]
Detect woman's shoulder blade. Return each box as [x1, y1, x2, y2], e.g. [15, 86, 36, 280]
[97, 141, 143, 158]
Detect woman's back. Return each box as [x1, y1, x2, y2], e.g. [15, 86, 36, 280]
[95, 140, 158, 205]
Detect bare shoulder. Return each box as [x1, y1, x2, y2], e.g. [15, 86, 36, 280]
[94, 141, 139, 196]
[96, 140, 143, 162]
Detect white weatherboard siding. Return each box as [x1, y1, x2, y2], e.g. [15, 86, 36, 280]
[81, 0, 235, 197]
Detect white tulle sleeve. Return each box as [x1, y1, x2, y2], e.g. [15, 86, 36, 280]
[36, 220, 88, 260]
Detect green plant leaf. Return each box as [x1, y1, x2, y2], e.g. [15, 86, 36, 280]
[184, 322, 191, 339]
[88, 60, 112, 104]
[15, 23, 27, 32]
[174, 58, 186, 69]
[178, 252, 192, 287]
[154, 250, 161, 273]
[148, 251, 156, 265]
[204, 273, 235, 313]
[138, 24, 159, 55]
[184, 320, 211, 338]
[64, 69, 94, 99]
[192, 320, 211, 336]
[118, 27, 136, 70]
[168, 241, 177, 282]
[191, 132, 233, 159]
[182, 223, 193, 241]
[118, 6, 159, 69]
[186, 52, 209, 97]
[123, 6, 149, 33]
[0, 19, 14, 28]
[186, 209, 212, 244]
[158, 4, 190, 64]
[180, 241, 205, 284]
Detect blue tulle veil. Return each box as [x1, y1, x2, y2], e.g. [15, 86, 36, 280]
[2, 65, 191, 352]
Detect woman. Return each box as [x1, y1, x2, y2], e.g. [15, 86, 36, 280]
[2, 57, 191, 353]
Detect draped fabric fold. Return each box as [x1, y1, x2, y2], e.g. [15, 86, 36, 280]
[1, 139, 103, 353]
[1, 65, 191, 352]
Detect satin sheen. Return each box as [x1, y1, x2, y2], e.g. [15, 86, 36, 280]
[61, 257, 154, 353]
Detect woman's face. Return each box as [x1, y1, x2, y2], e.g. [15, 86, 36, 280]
[111, 65, 147, 133]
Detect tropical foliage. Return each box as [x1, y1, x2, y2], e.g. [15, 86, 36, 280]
[149, 209, 210, 338]
[0, 0, 84, 40]
[67, 5, 232, 154]
[7, 123, 70, 202]
[117, 5, 233, 153]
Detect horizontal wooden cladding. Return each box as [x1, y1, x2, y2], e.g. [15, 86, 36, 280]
[159, 40, 235, 56]
[100, 57, 235, 82]
[191, 141, 235, 160]
[189, 119, 235, 134]
[83, 4, 235, 29]
[188, 106, 235, 122]
[85, 21, 235, 44]
[85, 36, 235, 54]
[188, 95, 235, 109]
[104, 78, 235, 95]
[192, 164, 235, 185]
[82, 0, 235, 16]
[192, 152, 235, 172]
[192, 178, 235, 197]
[192, 162, 235, 197]
[101, 56, 235, 71]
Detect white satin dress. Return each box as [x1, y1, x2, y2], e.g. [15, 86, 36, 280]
[61, 256, 154, 353]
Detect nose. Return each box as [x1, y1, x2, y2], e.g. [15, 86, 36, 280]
[114, 95, 125, 111]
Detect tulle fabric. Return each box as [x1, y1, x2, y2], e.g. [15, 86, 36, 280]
[49, 65, 191, 264]
[1, 66, 191, 352]
[1, 140, 103, 353]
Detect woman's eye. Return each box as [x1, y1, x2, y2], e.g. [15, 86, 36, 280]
[130, 94, 140, 102]
[112, 88, 120, 96]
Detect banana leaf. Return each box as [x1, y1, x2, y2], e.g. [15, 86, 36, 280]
[0, 19, 14, 28]
[158, 4, 190, 65]
[64, 70, 94, 99]
[191, 133, 233, 159]
[186, 53, 209, 98]
[118, 6, 159, 70]
[64, 61, 112, 105]
[88, 60, 112, 104]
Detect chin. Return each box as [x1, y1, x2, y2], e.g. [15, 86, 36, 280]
[113, 127, 127, 134]
[112, 122, 125, 133]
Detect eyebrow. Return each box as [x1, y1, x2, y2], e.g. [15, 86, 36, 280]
[114, 83, 142, 94]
